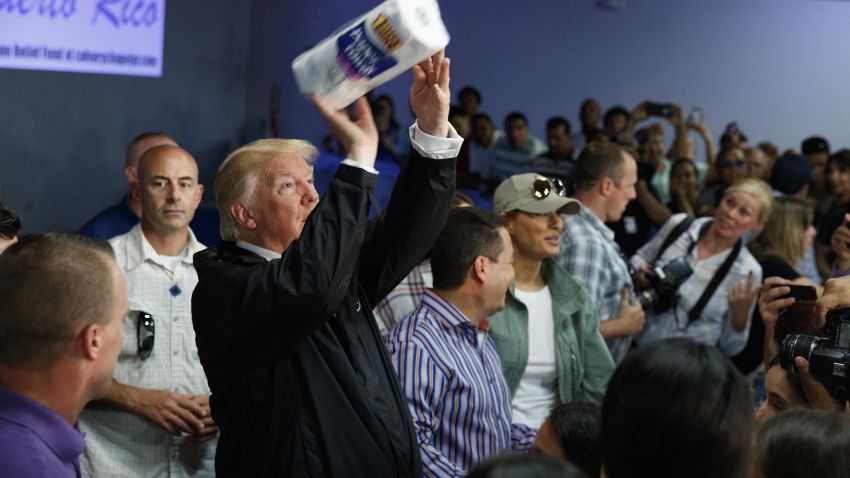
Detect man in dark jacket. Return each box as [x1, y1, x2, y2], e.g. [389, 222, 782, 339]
[191, 50, 459, 477]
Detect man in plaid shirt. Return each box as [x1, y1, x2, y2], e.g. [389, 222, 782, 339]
[558, 141, 645, 364]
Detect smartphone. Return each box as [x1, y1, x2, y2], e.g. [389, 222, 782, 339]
[687, 107, 703, 125]
[771, 284, 817, 302]
[646, 102, 673, 118]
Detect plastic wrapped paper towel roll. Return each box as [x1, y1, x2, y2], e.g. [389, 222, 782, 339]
[292, 0, 450, 109]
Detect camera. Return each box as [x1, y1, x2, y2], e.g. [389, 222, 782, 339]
[636, 257, 693, 313]
[780, 306, 850, 401]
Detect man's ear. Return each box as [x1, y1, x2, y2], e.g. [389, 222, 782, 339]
[471, 255, 489, 283]
[124, 165, 137, 185]
[231, 203, 256, 230]
[80, 323, 101, 361]
[130, 180, 142, 202]
[193, 184, 205, 208]
[599, 177, 614, 197]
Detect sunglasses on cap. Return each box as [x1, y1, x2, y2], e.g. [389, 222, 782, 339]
[136, 311, 155, 360]
[531, 176, 567, 199]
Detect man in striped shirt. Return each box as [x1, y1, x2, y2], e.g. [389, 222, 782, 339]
[387, 208, 536, 478]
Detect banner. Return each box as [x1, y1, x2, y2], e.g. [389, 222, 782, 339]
[0, 0, 166, 77]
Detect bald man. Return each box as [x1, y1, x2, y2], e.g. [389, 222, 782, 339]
[79, 145, 217, 478]
[79, 132, 178, 239]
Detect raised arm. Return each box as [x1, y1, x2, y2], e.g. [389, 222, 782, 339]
[667, 104, 690, 160]
[636, 179, 673, 226]
[689, 122, 716, 184]
[359, 50, 461, 305]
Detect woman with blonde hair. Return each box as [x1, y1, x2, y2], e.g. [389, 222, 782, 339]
[732, 197, 816, 374]
[631, 178, 773, 356]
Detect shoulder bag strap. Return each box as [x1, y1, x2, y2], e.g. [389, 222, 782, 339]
[654, 216, 695, 263]
[687, 237, 743, 324]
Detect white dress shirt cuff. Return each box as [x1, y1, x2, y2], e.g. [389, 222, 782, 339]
[340, 159, 379, 175]
[409, 121, 464, 159]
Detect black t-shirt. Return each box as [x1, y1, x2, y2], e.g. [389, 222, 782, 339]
[609, 174, 659, 257]
[816, 201, 850, 246]
[731, 253, 799, 374]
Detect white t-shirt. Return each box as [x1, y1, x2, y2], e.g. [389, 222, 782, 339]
[511, 286, 558, 428]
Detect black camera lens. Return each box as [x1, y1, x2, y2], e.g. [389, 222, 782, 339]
[780, 334, 823, 371]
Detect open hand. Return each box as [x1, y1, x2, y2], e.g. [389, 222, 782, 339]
[729, 271, 758, 314]
[410, 49, 450, 138]
[311, 95, 379, 168]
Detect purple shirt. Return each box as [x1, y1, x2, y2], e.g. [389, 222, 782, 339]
[0, 385, 84, 478]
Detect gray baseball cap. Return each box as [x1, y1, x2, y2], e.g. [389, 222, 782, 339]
[493, 174, 581, 215]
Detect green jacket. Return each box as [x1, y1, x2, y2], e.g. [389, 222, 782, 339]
[489, 259, 615, 404]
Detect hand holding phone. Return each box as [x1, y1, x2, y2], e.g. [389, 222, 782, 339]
[646, 102, 673, 118]
[687, 107, 703, 125]
[770, 284, 817, 302]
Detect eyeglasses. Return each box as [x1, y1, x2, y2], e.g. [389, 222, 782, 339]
[531, 176, 567, 199]
[136, 311, 155, 360]
[718, 159, 747, 169]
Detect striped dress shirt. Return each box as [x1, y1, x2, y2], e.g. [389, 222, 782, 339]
[387, 290, 536, 478]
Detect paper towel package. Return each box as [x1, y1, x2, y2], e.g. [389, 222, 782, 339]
[292, 0, 450, 109]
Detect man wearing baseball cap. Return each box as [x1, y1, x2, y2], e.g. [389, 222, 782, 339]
[802, 135, 830, 188]
[488, 173, 614, 429]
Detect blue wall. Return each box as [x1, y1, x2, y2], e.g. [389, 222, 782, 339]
[0, 1, 252, 233]
[2, 0, 849, 233]
[246, 0, 850, 156]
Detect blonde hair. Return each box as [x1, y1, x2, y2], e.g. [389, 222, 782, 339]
[723, 178, 774, 222]
[214, 139, 318, 241]
[753, 197, 814, 267]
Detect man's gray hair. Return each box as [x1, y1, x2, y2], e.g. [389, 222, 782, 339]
[214, 139, 318, 241]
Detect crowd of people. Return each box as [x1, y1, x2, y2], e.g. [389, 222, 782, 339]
[2, 49, 850, 478]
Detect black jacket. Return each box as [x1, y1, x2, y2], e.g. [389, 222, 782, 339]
[192, 152, 456, 477]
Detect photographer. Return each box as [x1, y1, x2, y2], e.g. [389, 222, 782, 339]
[760, 276, 850, 411]
[630, 178, 772, 356]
